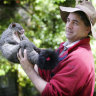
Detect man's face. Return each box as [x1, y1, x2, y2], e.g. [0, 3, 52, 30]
[65, 12, 90, 43]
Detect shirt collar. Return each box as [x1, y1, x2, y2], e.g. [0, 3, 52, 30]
[63, 40, 80, 49]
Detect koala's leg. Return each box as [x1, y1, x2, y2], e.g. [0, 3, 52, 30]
[5, 38, 19, 45]
[1, 43, 20, 63]
[27, 49, 39, 65]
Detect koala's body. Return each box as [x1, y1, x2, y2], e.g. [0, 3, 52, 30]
[0, 23, 58, 70]
[0, 23, 29, 63]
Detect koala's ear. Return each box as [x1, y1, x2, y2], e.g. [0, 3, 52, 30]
[9, 23, 16, 28]
[11, 23, 16, 28]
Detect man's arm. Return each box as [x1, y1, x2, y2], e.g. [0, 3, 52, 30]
[17, 49, 47, 93]
[26, 66, 47, 93]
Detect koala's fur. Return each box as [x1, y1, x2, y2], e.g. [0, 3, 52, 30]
[19, 40, 40, 65]
[0, 23, 58, 70]
[0, 22, 37, 63]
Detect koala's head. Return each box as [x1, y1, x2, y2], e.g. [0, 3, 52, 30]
[8, 23, 25, 39]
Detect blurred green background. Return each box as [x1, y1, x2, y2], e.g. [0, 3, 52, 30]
[0, 0, 96, 96]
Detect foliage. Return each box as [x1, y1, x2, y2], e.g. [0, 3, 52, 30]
[0, 0, 96, 95]
[0, 0, 68, 95]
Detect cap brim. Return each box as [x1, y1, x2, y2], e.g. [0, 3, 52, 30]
[60, 6, 81, 22]
[91, 23, 96, 39]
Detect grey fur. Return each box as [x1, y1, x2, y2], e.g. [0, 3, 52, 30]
[19, 40, 39, 64]
[0, 23, 40, 64]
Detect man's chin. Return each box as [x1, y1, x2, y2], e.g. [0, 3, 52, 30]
[66, 35, 73, 41]
[66, 34, 72, 39]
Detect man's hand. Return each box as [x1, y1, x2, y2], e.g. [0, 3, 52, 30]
[17, 49, 34, 71]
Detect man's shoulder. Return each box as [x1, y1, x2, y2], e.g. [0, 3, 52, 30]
[70, 46, 91, 58]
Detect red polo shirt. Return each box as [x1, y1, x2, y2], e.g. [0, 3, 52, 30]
[39, 38, 95, 96]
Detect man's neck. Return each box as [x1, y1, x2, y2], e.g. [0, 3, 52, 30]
[67, 40, 74, 45]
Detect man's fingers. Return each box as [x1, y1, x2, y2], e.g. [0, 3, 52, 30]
[17, 49, 27, 62]
[17, 49, 23, 59]
[17, 53, 20, 60]
[24, 49, 27, 58]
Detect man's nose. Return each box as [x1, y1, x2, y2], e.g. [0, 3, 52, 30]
[66, 22, 73, 29]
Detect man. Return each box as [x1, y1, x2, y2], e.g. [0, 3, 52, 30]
[17, 0, 96, 96]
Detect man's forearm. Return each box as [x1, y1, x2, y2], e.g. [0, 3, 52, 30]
[25, 66, 47, 93]
[17, 49, 47, 93]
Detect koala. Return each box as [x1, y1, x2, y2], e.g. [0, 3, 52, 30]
[0, 23, 58, 70]
[0, 23, 30, 63]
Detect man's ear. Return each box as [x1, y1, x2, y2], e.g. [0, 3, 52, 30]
[86, 26, 91, 34]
